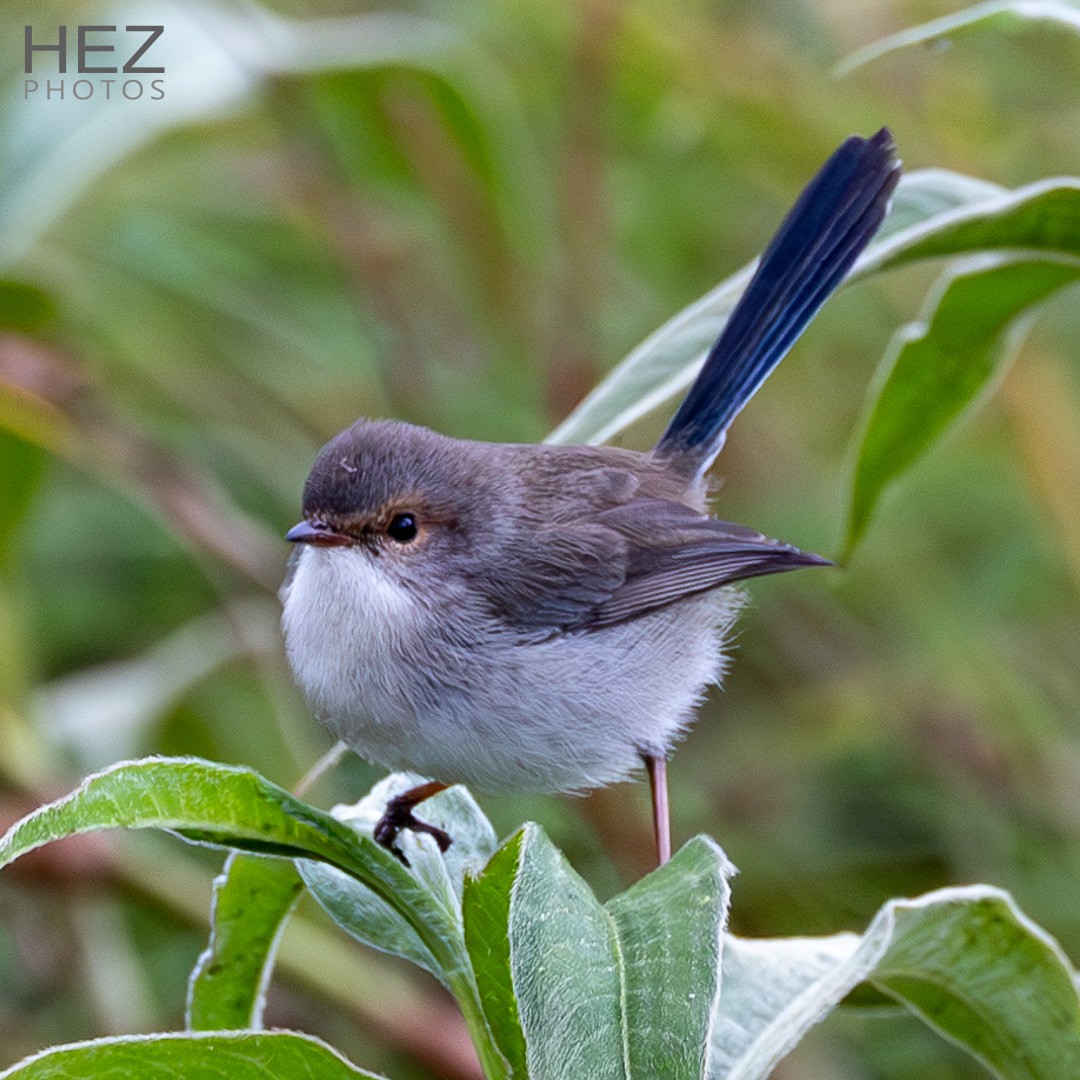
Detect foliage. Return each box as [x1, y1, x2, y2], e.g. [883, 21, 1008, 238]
[2, 0, 1080, 1077]
[1, 760, 1078, 1078]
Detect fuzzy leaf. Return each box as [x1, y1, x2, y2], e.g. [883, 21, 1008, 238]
[0, 761, 509, 1080]
[298, 775, 497, 986]
[504, 824, 626, 1078]
[607, 837, 733, 1079]
[837, 0, 1080, 77]
[0, 1031, 386, 1079]
[0, 758, 460, 980]
[466, 827, 733, 1079]
[186, 853, 304, 1031]
[547, 170, 1080, 450]
[709, 885, 1080, 1079]
[844, 254, 1080, 557]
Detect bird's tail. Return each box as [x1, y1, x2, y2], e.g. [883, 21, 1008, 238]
[654, 128, 901, 478]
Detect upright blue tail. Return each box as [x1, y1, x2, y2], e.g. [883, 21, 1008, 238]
[655, 128, 900, 476]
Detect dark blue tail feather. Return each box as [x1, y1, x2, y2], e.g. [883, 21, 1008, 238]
[655, 128, 900, 475]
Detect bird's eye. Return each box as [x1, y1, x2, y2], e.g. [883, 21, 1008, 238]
[386, 512, 419, 544]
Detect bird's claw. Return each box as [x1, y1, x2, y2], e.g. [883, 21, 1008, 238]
[374, 792, 452, 865]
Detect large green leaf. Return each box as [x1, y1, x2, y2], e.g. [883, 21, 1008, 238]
[0, 758, 456, 979]
[843, 254, 1080, 557]
[548, 174, 1080, 458]
[0, 1031, 387, 1080]
[544, 169, 1016, 449]
[709, 885, 1080, 1079]
[837, 0, 1080, 77]
[870, 170, 1004, 241]
[299, 774, 497, 987]
[464, 825, 734, 1079]
[186, 853, 304, 1032]
[856, 179, 1080, 279]
[0, 756, 378, 864]
[0, 758, 509, 1080]
[502, 824, 626, 1079]
[709, 933, 859, 1078]
[607, 838, 733, 1079]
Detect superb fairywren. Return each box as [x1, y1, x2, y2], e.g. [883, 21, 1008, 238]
[281, 129, 900, 864]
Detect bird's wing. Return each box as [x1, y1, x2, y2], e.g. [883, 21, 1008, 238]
[483, 498, 826, 634]
[582, 500, 828, 629]
[476, 519, 630, 632]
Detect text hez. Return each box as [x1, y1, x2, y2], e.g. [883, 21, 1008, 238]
[24, 25, 164, 74]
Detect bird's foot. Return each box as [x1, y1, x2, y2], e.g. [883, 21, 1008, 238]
[374, 782, 451, 864]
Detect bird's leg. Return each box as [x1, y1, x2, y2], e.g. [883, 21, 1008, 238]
[293, 740, 348, 798]
[644, 754, 672, 866]
[374, 781, 451, 862]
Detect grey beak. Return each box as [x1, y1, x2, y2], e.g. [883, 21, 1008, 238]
[285, 520, 353, 547]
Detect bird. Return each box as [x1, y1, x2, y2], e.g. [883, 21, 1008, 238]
[280, 128, 900, 865]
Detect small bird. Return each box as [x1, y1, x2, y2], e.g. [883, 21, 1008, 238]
[281, 129, 900, 865]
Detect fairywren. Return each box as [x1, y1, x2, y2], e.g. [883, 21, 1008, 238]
[281, 129, 900, 864]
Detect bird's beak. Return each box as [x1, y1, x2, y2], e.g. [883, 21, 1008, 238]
[285, 519, 354, 547]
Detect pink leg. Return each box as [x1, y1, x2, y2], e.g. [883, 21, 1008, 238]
[645, 755, 672, 866]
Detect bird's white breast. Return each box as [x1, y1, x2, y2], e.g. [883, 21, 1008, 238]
[281, 543, 742, 793]
[280, 547, 417, 729]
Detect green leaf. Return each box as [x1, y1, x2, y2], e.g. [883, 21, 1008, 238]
[299, 853, 444, 980]
[607, 837, 734, 1079]
[0, 758, 454, 973]
[472, 827, 734, 1079]
[709, 885, 1080, 1080]
[872, 892, 1080, 1075]
[872, 169, 1005, 241]
[296, 774, 508, 1079]
[0, 760, 510, 1080]
[186, 853, 304, 1032]
[709, 933, 860, 1078]
[463, 832, 529, 1079]
[843, 254, 1080, 557]
[502, 824, 626, 1079]
[298, 775, 497, 986]
[1, 756, 371, 865]
[0, 1031, 387, 1079]
[837, 0, 1080, 77]
[547, 173, 1080, 452]
[856, 179, 1080, 279]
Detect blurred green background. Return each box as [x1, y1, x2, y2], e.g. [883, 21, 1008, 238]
[1, 1, 1079, 1077]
